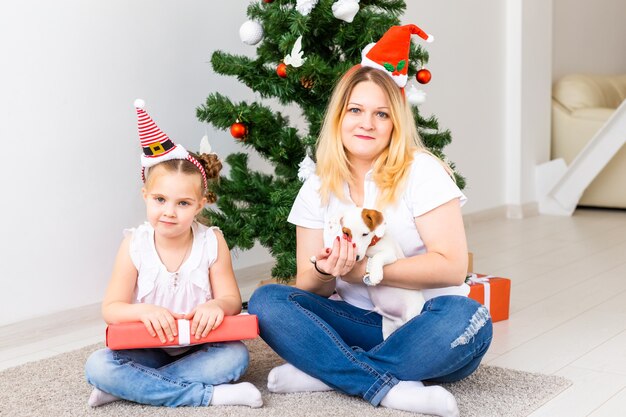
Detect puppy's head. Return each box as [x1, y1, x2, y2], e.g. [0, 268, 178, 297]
[339, 207, 386, 261]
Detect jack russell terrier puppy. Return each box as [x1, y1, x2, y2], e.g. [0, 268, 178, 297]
[322, 207, 425, 339]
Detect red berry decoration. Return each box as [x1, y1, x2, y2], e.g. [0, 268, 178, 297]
[276, 62, 288, 78]
[416, 68, 432, 84]
[230, 122, 247, 140]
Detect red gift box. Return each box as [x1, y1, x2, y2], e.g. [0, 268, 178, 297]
[106, 314, 259, 350]
[467, 274, 511, 323]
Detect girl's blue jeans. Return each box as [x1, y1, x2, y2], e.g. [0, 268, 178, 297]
[248, 284, 492, 406]
[84, 341, 249, 407]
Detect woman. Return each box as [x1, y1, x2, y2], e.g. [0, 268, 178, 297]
[249, 62, 492, 417]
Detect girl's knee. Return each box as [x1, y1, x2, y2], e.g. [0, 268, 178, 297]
[224, 341, 249, 366]
[84, 348, 114, 385]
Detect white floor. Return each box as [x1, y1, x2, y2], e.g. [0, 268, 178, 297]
[1, 208, 625, 416]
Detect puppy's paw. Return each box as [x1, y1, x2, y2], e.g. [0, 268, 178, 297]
[367, 267, 384, 285]
[364, 259, 384, 286]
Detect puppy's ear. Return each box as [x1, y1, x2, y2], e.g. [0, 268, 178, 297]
[362, 209, 385, 237]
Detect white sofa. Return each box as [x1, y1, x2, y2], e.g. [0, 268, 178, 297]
[551, 73, 626, 209]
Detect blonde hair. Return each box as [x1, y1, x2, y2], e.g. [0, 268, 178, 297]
[316, 66, 447, 208]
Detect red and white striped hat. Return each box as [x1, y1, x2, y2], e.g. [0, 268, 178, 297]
[361, 24, 433, 88]
[134, 99, 207, 189]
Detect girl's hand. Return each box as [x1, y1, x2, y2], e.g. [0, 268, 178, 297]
[315, 236, 357, 277]
[138, 305, 184, 344]
[185, 301, 225, 340]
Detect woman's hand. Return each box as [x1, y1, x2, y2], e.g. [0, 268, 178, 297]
[185, 301, 225, 340]
[138, 304, 184, 344]
[314, 236, 359, 277]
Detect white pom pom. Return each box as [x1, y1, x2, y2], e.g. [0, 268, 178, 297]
[298, 155, 316, 182]
[199, 135, 212, 154]
[426, 34, 435, 43]
[239, 20, 264, 46]
[134, 98, 145, 109]
[406, 84, 427, 106]
[332, 0, 360, 23]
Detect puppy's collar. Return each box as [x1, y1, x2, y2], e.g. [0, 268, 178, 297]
[369, 235, 381, 247]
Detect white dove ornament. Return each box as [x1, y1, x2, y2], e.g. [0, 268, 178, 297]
[296, 0, 318, 16]
[199, 135, 213, 154]
[284, 36, 306, 68]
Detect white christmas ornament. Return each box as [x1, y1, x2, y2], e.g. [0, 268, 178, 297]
[406, 84, 427, 105]
[332, 0, 359, 23]
[298, 155, 316, 182]
[199, 135, 213, 154]
[239, 20, 264, 45]
[284, 36, 306, 68]
[296, 0, 318, 16]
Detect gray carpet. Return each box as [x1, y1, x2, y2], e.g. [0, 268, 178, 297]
[0, 338, 570, 417]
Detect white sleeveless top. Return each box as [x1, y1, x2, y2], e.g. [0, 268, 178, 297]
[125, 221, 219, 315]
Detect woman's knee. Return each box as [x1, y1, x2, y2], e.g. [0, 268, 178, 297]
[248, 284, 294, 317]
[447, 297, 493, 349]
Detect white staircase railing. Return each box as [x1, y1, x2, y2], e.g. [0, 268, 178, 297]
[536, 99, 626, 216]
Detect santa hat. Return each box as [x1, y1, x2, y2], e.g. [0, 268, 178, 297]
[361, 24, 433, 88]
[134, 99, 207, 189]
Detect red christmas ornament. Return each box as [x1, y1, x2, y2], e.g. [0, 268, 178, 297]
[230, 121, 247, 140]
[276, 62, 288, 78]
[416, 68, 432, 84]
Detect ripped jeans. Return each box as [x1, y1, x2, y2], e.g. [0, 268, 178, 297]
[248, 284, 492, 406]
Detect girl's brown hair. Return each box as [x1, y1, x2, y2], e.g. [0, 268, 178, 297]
[145, 152, 222, 204]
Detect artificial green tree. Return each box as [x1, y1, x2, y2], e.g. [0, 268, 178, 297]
[197, 0, 463, 282]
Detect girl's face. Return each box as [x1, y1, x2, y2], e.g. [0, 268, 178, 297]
[142, 167, 206, 240]
[340, 80, 394, 165]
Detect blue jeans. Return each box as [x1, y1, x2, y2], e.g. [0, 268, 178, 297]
[248, 284, 492, 406]
[84, 341, 249, 407]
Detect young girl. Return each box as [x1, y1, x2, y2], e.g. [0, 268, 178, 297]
[84, 100, 262, 408]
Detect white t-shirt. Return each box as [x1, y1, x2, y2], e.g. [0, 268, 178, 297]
[288, 152, 470, 310]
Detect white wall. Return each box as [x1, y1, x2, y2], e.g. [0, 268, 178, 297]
[553, 0, 626, 80]
[1, 1, 624, 326]
[405, 1, 508, 214]
[519, 0, 553, 210]
[0, 0, 272, 326]
[406, 0, 553, 214]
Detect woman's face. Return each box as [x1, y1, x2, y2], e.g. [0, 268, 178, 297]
[340, 80, 394, 165]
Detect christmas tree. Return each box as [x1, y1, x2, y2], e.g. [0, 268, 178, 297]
[196, 0, 464, 282]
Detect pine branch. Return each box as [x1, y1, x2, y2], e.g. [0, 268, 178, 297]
[197, 0, 466, 281]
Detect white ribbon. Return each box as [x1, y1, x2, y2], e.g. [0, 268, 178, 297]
[177, 319, 191, 345]
[468, 273, 493, 312]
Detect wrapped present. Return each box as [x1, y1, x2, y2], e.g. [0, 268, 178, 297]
[106, 314, 258, 350]
[466, 274, 511, 323]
